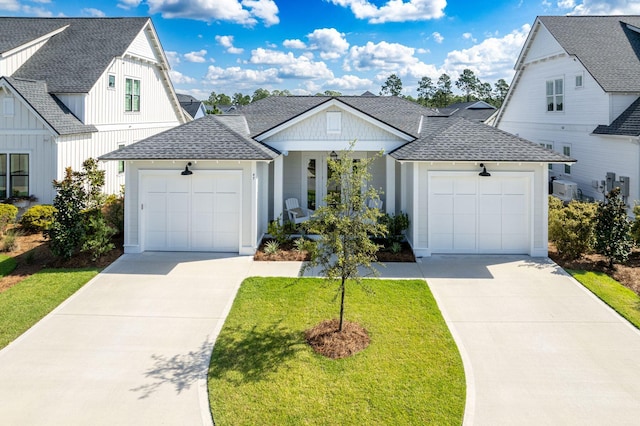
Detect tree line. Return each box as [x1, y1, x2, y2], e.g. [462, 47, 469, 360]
[203, 68, 509, 112]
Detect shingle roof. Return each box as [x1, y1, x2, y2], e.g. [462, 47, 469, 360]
[6, 17, 150, 93]
[238, 95, 445, 138]
[2, 77, 97, 135]
[538, 16, 640, 93]
[178, 94, 204, 119]
[593, 97, 640, 136]
[390, 116, 575, 163]
[440, 101, 497, 122]
[99, 114, 278, 161]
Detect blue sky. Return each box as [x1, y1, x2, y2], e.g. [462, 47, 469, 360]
[2, 0, 640, 99]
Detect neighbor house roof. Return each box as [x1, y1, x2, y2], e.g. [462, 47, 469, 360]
[537, 15, 640, 93]
[99, 114, 278, 161]
[593, 97, 640, 136]
[390, 116, 574, 163]
[177, 93, 204, 119]
[5, 17, 150, 93]
[1, 77, 97, 135]
[439, 101, 497, 122]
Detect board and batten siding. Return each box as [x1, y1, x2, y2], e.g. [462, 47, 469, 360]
[127, 26, 160, 63]
[124, 160, 262, 255]
[0, 38, 51, 77]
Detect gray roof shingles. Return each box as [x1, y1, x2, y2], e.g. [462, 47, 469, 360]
[538, 16, 640, 93]
[100, 114, 278, 161]
[3, 77, 96, 135]
[593, 97, 640, 136]
[105, 95, 573, 163]
[7, 17, 150, 94]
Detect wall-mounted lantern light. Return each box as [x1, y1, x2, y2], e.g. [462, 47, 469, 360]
[329, 151, 338, 161]
[181, 162, 193, 176]
[479, 163, 491, 177]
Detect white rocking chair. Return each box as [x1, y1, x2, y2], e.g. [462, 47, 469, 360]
[285, 198, 310, 224]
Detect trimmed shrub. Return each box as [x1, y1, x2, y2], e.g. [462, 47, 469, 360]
[0, 204, 18, 236]
[81, 209, 116, 261]
[548, 197, 597, 260]
[594, 188, 633, 267]
[102, 194, 124, 235]
[267, 215, 290, 245]
[630, 203, 640, 245]
[20, 204, 57, 233]
[379, 211, 410, 245]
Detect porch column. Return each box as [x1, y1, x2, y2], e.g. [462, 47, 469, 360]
[385, 155, 395, 215]
[251, 161, 258, 251]
[273, 155, 284, 221]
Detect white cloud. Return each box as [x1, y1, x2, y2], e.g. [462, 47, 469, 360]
[81, 8, 105, 17]
[144, 0, 279, 26]
[165, 51, 181, 67]
[432, 31, 444, 43]
[169, 70, 196, 84]
[345, 41, 419, 71]
[205, 65, 282, 88]
[283, 39, 307, 49]
[215, 35, 244, 54]
[21, 5, 53, 16]
[184, 49, 208, 63]
[566, 0, 640, 14]
[462, 32, 477, 43]
[442, 24, 531, 82]
[417, 48, 429, 54]
[248, 48, 334, 79]
[117, 0, 141, 9]
[326, 0, 446, 24]
[249, 48, 298, 65]
[326, 74, 373, 90]
[307, 28, 349, 60]
[0, 0, 20, 11]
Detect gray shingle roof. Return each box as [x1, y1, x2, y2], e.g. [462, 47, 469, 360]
[593, 97, 640, 136]
[2, 77, 97, 135]
[99, 114, 278, 161]
[538, 16, 640, 93]
[390, 116, 575, 163]
[6, 17, 150, 93]
[238, 95, 445, 138]
[440, 101, 497, 123]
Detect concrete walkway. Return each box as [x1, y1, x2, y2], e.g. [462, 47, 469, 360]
[0, 252, 301, 426]
[419, 255, 640, 425]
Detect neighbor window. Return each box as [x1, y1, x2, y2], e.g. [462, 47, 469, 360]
[540, 143, 554, 170]
[575, 74, 583, 88]
[546, 78, 563, 112]
[0, 153, 29, 199]
[118, 144, 125, 174]
[108, 74, 116, 89]
[3, 98, 14, 116]
[125, 78, 140, 112]
[563, 146, 571, 174]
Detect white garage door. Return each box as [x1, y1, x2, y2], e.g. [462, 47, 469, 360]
[141, 171, 241, 252]
[429, 173, 531, 254]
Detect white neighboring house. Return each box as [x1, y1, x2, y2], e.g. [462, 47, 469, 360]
[0, 17, 186, 204]
[101, 95, 572, 256]
[495, 15, 640, 205]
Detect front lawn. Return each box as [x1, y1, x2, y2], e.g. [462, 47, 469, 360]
[0, 268, 99, 349]
[568, 269, 640, 329]
[208, 277, 465, 425]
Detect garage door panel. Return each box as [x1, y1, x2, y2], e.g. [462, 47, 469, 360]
[455, 177, 476, 194]
[502, 195, 526, 214]
[431, 177, 454, 194]
[143, 172, 241, 252]
[479, 195, 501, 214]
[431, 196, 453, 215]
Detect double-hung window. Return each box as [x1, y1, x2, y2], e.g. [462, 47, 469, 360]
[125, 78, 140, 112]
[546, 78, 563, 112]
[540, 143, 554, 170]
[0, 154, 29, 199]
[563, 146, 571, 174]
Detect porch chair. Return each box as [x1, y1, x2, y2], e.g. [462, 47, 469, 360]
[285, 198, 310, 224]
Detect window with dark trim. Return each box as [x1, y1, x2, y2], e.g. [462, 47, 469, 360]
[0, 154, 29, 199]
[563, 146, 571, 174]
[108, 74, 116, 89]
[125, 78, 140, 112]
[118, 144, 125, 174]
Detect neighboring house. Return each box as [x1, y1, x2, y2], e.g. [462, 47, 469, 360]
[0, 17, 186, 204]
[177, 93, 207, 120]
[102, 95, 571, 256]
[441, 101, 497, 123]
[495, 15, 640, 204]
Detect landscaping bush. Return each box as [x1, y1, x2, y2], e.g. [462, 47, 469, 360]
[0, 204, 18, 236]
[630, 203, 640, 245]
[102, 193, 124, 235]
[594, 188, 633, 267]
[379, 211, 409, 245]
[81, 210, 116, 261]
[267, 215, 291, 245]
[1, 228, 20, 252]
[20, 205, 57, 233]
[548, 196, 597, 260]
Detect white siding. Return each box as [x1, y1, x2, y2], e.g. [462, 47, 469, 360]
[0, 38, 50, 76]
[126, 28, 160, 63]
[55, 94, 86, 123]
[524, 24, 565, 64]
[611, 94, 638, 123]
[124, 160, 259, 254]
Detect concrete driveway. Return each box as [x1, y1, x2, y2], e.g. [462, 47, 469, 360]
[420, 255, 640, 425]
[0, 252, 301, 426]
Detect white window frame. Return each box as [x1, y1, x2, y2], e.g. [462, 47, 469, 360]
[118, 144, 125, 174]
[326, 111, 342, 134]
[125, 77, 140, 112]
[108, 74, 116, 90]
[546, 77, 564, 112]
[540, 142, 554, 171]
[563, 145, 571, 174]
[575, 73, 583, 89]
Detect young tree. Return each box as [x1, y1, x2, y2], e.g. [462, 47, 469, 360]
[455, 69, 479, 102]
[432, 73, 453, 107]
[251, 88, 270, 102]
[380, 73, 403, 96]
[303, 142, 387, 332]
[476, 82, 493, 103]
[417, 76, 435, 106]
[493, 78, 509, 106]
[232, 92, 251, 106]
[594, 187, 633, 267]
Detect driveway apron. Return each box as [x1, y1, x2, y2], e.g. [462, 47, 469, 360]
[421, 255, 640, 425]
[0, 252, 302, 426]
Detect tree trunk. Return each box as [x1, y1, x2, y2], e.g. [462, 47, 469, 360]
[338, 277, 345, 332]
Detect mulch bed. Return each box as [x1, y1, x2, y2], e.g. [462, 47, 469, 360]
[305, 319, 370, 359]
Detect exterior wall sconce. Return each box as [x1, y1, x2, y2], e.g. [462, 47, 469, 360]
[181, 162, 193, 176]
[329, 151, 338, 160]
[479, 163, 491, 177]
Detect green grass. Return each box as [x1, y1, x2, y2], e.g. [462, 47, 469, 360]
[0, 254, 16, 277]
[568, 269, 640, 329]
[208, 277, 465, 425]
[0, 268, 99, 349]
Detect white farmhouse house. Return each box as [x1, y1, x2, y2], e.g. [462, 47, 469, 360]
[102, 95, 572, 256]
[495, 15, 640, 205]
[0, 17, 186, 204]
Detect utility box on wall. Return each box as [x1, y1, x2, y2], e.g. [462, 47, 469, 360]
[618, 176, 630, 197]
[606, 172, 616, 192]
